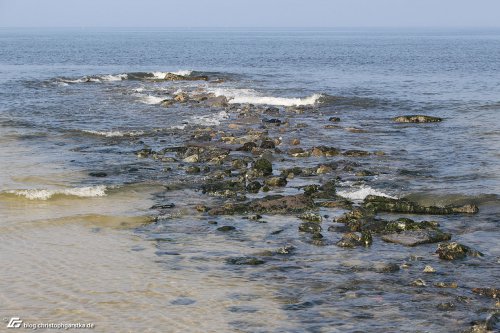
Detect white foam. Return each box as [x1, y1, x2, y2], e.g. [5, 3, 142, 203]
[337, 185, 396, 201]
[137, 94, 169, 105]
[8, 186, 108, 200]
[82, 130, 144, 137]
[190, 110, 229, 126]
[100, 74, 128, 81]
[150, 70, 193, 79]
[208, 88, 322, 106]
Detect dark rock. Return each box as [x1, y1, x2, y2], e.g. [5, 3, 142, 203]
[207, 96, 228, 108]
[364, 195, 479, 215]
[343, 150, 370, 157]
[151, 203, 175, 209]
[303, 184, 320, 196]
[265, 177, 287, 187]
[436, 242, 483, 260]
[89, 172, 108, 177]
[208, 194, 315, 215]
[472, 288, 500, 299]
[226, 257, 265, 265]
[260, 140, 276, 149]
[136, 148, 153, 158]
[336, 232, 372, 248]
[186, 166, 201, 174]
[298, 222, 322, 234]
[263, 118, 282, 125]
[246, 181, 262, 193]
[328, 117, 341, 122]
[381, 230, 451, 247]
[393, 115, 442, 123]
[311, 146, 340, 157]
[373, 262, 400, 273]
[252, 158, 273, 176]
[163, 73, 208, 81]
[237, 142, 257, 152]
[217, 226, 236, 232]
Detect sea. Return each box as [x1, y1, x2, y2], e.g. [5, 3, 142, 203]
[0, 28, 499, 332]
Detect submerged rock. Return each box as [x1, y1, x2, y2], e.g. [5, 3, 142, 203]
[472, 288, 499, 299]
[252, 158, 273, 176]
[336, 232, 372, 248]
[381, 230, 451, 247]
[436, 242, 483, 260]
[217, 226, 236, 232]
[393, 115, 442, 123]
[265, 177, 287, 187]
[226, 257, 265, 265]
[298, 222, 322, 234]
[364, 195, 479, 215]
[208, 194, 315, 215]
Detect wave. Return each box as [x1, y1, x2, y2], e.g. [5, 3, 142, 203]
[4, 185, 108, 200]
[208, 88, 323, 106]
[337, 185, 396, 201]
[190, 110, 229, 126]
[136, 94, 170, 105]
[150, 70, 193, 79]
[82, 130, 145, 137]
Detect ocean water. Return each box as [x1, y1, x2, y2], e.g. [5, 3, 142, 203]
[0, 28, 499, 332]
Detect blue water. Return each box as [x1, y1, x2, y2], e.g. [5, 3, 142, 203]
[1, 28, 499, 332]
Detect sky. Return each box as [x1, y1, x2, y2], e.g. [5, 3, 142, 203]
[1, 0, 500, 28]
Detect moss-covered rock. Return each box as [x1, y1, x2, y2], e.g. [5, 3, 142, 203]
[436, 242, 483, 260]
[393, 115, 442, 123]
[253, 158, 273, 176]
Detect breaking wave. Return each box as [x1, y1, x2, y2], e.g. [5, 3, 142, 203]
[4, 186, 108, 200]
[337, 185, 396, 201]
[208, 88, 323, 106]
[82, 130, 145, 137]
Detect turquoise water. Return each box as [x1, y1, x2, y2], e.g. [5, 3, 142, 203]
[0, 28, 499, 332]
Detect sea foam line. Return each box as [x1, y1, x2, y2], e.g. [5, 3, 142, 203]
[337, 185, 396, 201]
[208, 88, 323, 106]
[7, 185, 108, 200]
[82, 130, 145, 137]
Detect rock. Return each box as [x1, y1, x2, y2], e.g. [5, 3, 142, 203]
[182, 154, 199, 163]
[246, 181, 262, 193]
[355, 170, 376, 177]
[381, 230, 451, 247]
[328, 117, 341, 122]
[311, 146, 340, 157]
[217, 226, 236, 232]
[253, 158, 273, 176]
[202, 180, 246, 197]
[364, 195, 479, 215]
[275, 245, 296, 255]
[89, 172, 107, 177]
[436, 242, 483, 260]
[136, 148, 153, 158]
[288, 148, 311, 158]
[436, 302, 456, 311]
[195, 205, 209, 212]
[463, 312, 500, 333]
[263, 118, 282, 125]
[290, 138, 301, 145]
[162, 73, 208, 81]
[372, 262, 400, 273]
[316, 165, 333, 174]
[336, 232, 372, 248]
[343, 150, 370, 157]
[434, 281, 458, 288]
[207, 96, 228, 107]
[174, 92, 189, 103]
[299, 222, 322, 234]
[208, 194, 315, 215]
[299, 213, 322, 222]
[472, 288, 499, 299]
[226, 257, 265, 265]
[237, 142, 257, 152]
[393, 115, 442, 123]
[410, 279, 427, 287]
[265, 177, 287, 187]
[160, 99, 176, 107]
[303, 184, 320, 196]
[186, 166, 201, 174]
[260, 140, 276, 149]
[423, 265, 436, 273]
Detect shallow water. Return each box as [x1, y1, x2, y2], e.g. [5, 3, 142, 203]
[0, 28, 499, 332]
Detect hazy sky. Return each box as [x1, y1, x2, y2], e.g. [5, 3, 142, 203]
[1, 0, 500, 28]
